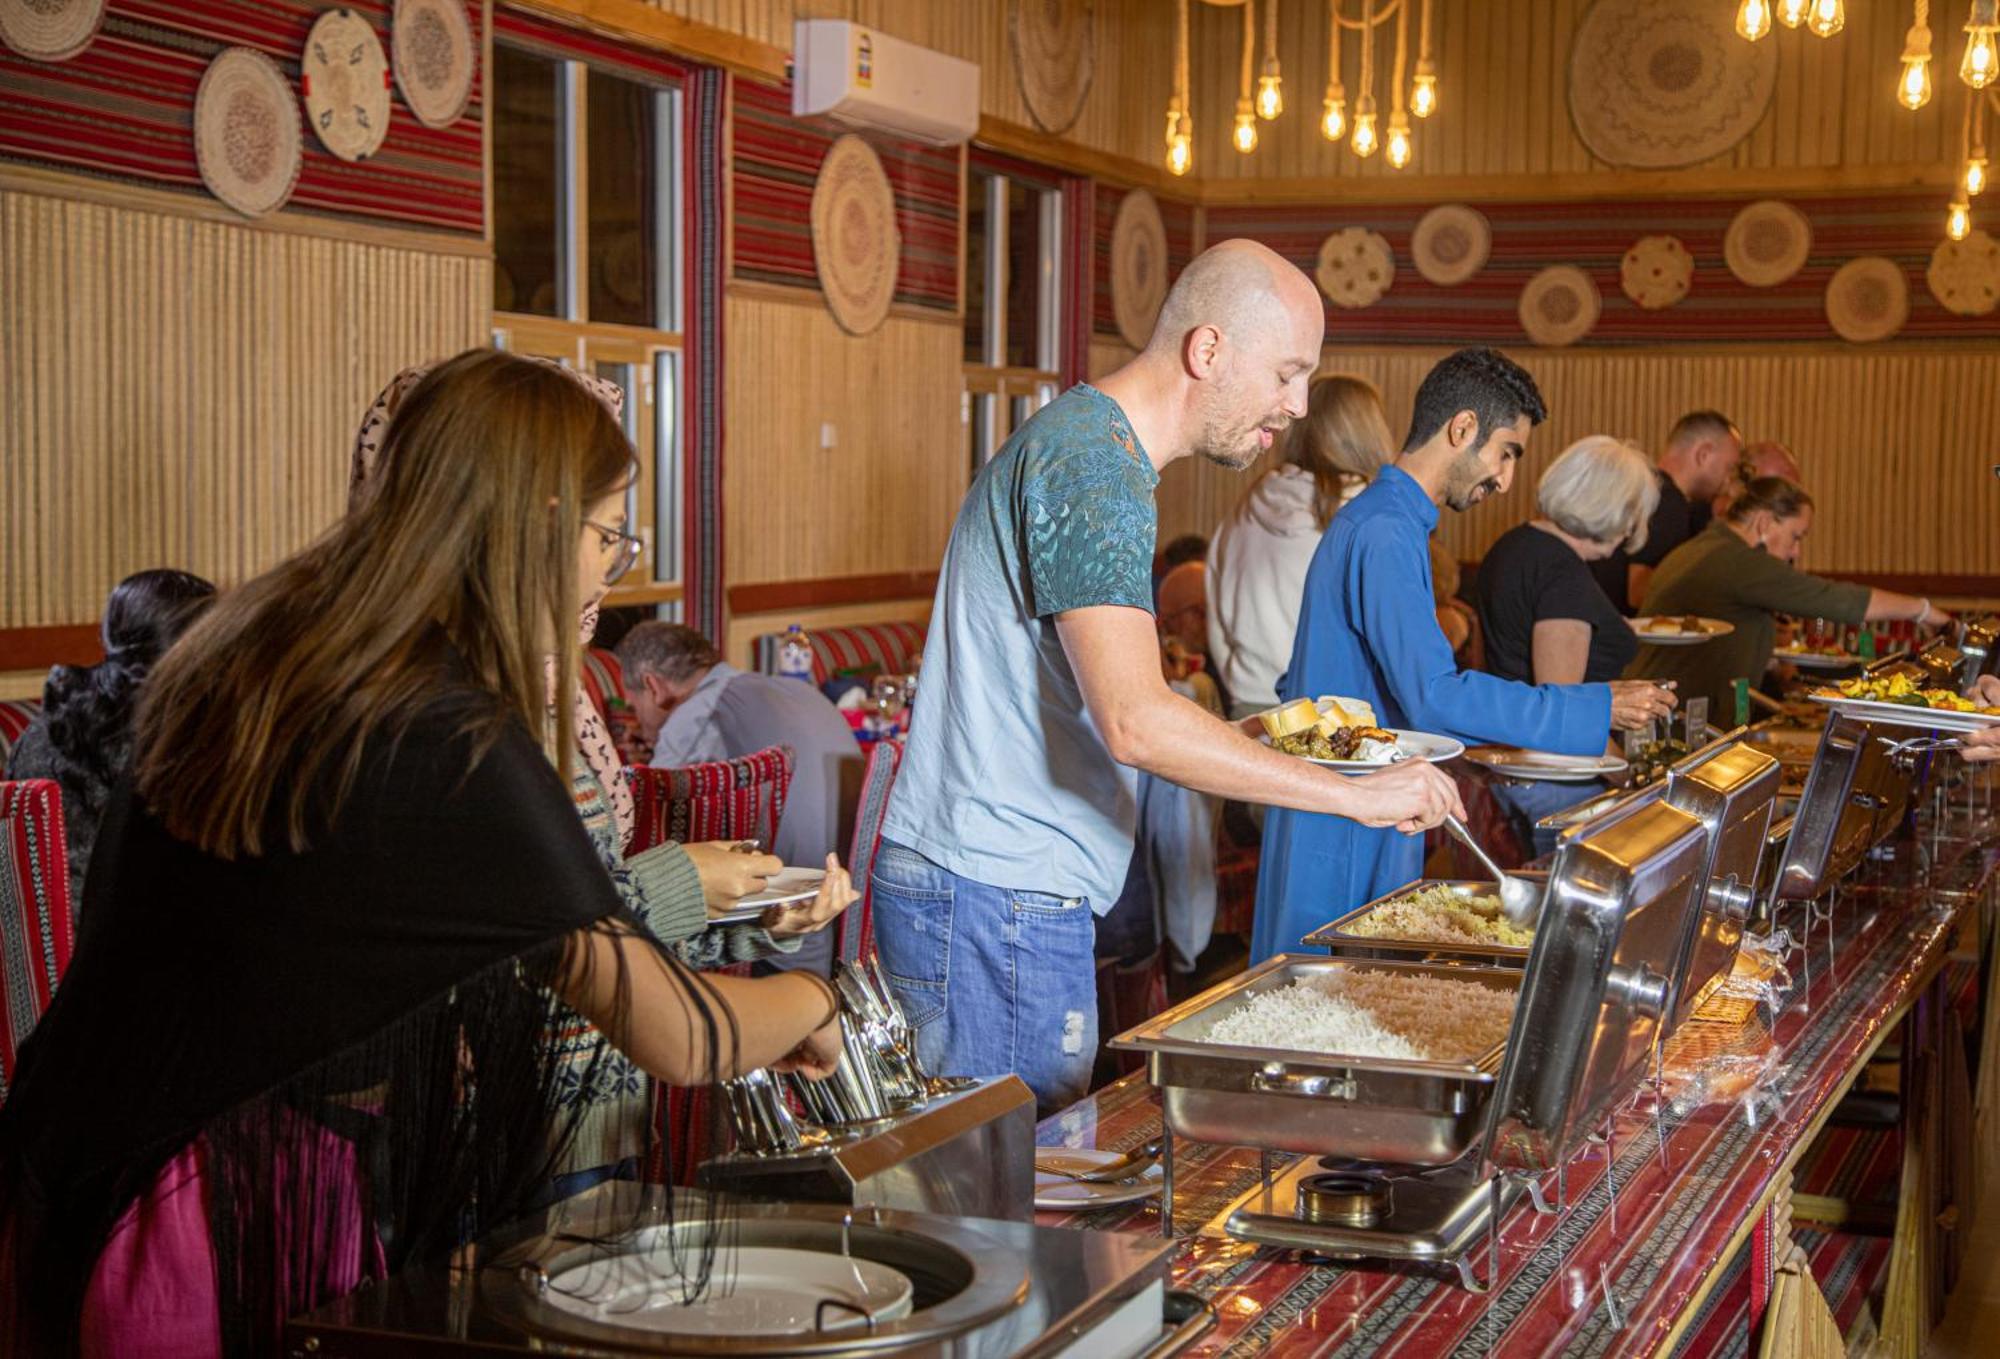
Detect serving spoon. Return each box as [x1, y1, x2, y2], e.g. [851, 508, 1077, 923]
[1442, 814, 1543, 927]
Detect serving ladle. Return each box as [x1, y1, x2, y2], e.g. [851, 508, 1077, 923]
[1443, 814, 1543, 926]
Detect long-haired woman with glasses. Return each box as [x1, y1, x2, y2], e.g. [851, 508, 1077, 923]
[0, 351, 849, 1358]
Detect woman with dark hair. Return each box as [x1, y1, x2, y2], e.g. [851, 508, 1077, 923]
[0, 351, 848, 1358]
[1628, 476, 1936, 721]
[6, 569, 217, 903]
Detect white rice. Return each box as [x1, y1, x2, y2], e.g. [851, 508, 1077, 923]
[1201, 969, 1513, 1062]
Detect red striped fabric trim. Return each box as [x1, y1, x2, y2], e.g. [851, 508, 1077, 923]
[1190, 189, 2000, 345]
[493, 6, 695, 84]
[0, 2, 484, 235]
[730, 77, 959, 313]
[0, 780, 75, 1102]
[1092, 184, 1200, 339]
[1059, 176, 1095, 388]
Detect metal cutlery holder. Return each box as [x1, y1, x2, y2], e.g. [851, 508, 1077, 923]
[700, 954, 1037, 1221]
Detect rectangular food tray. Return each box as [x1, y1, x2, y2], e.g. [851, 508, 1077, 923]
[1302, 877, 1548, 970]
[1108, 954, 1519, 1166]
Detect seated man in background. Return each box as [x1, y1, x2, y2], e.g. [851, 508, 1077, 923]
[1589, 410, 1743, 614]
[1155, 559, 1229, 714]
[618, 622, 863, 977]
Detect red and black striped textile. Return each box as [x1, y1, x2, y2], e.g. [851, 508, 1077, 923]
[730, 76, 959, 313]
[0, 780, 74, 1106]
[1091, 183, 1201, 341]
[1198, 189, 2000, 346]
[0, 0, 485, 234]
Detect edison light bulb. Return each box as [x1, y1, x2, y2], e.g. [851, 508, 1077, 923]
[1411, 62, 1438, 118]
[1233, 98, 1259, 153]
[1968, 156, 1989, 196]
[1256, 59, 1284, 120]
[1385, 112, 1412, 169]
[1900, 54, 1934, 108]
[1806, 0, 1844, 38]
[1167, 133, 1192, 176]
[1321, 84, 1347, 141]
[1779, 0, 1808, 28]
[1350, 95, 1379, 158]
[1965, 29, 1999, 88]
[1736, 0, 1771, 42]
[1948, 194, 1972, 240]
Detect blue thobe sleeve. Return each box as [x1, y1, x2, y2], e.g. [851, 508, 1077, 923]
[1347, 519, 1611, 755]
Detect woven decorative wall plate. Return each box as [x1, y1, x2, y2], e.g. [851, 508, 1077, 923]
[1568, 0, 1776, 169]
[194, 47, 304, 219]
[1723, 199, 1812, 287]
[811, 134, 900, 337]
[1928, 230, 2000, 317]
[303, 7, 391, 162]
[1111, 188, 1169, 348]
[1519, 265, 1602, 347]
[1010, 0, 1094, 136]
[1824, 257, 1909, 343]
[1621, 234, 1694, 309]
[1410, 204, 1490, 286]
[1315, 228, 1395, 309]
[393, 0, 475, 130]
[0, 0, 102, 61]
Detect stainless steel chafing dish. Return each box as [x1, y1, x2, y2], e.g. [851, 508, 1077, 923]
[1773, 710, 1910, 901]
[1110, 955, 1517, 1166]
[1302, 874, 1548, 969]
[1657, 736, 1781, 1030]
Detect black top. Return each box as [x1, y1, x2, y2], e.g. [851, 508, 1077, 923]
[1588, 468, 1694, 615]
[0, 682, 638, 1355]
[1479, 523, 1638, 685]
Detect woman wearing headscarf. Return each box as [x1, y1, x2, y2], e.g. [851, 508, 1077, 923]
[6, 570, 216, 904]
[0, 352, 849, 1357]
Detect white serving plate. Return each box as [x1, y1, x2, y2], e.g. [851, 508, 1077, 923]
[1034, 1148, 1165, 1211]
[1631, 616, 1734, 646]
[1262, 727, 1466, 771]
[1806, 693, 2000, 734]
[1466, 747, 1631, 783]
[543, 1244, 914, 1336]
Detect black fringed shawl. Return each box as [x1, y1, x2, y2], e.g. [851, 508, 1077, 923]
[0, 688, 690, 1356]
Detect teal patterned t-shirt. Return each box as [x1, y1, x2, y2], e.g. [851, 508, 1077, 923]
[882, 384, 1159, 911]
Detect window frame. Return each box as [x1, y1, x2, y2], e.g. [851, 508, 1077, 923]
[962, 167, 1064, 475]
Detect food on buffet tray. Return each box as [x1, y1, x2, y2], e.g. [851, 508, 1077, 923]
[1343, 883, 1535, 948]
[1637, 615, 1709, 636]
[1262, 695, 1398, 762]
[1815, 673, 2000, 713]
[1629, 738, 1689, 787]
[1202, 967, 1513, 1061]
[1775, 641, 1851, 657]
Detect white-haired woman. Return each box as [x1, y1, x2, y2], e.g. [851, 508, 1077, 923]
[1476, 436, 1660, 847]
[1479, 436, 1660, 690]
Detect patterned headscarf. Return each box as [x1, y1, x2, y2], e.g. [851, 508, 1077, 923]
[349, 359, 637, 846]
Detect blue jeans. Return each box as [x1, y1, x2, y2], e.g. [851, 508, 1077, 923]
[1490, 778, 1608, 861]
[870, 841, 1099, 1113]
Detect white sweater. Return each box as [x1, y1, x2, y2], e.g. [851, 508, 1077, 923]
[1207, 465, 1352, 718]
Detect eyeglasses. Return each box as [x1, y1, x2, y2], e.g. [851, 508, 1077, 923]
[585, 519, 644, 586]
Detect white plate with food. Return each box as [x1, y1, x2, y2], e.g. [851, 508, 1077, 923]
[1773, 648, 1863, 671]
[1466, 747, 1630, 782]
[1807, 691, 2000, 734]
[1034, 1148, 1165, 1211]
[1631, 615, 1734, 645]
[1255, 695, 1464, 770]
[711, 867, 826, 923]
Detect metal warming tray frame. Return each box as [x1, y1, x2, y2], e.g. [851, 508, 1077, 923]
[1109, 955, 1518, 1166]
[1303, 874, 1548, 969]
[1658, 737, 1783, 1030]
[1485, 785, 1711, 1172]
[1774, 710, 1909, 901]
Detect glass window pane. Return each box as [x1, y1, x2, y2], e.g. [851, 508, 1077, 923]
[653, 351, 683, 586]
[587, 70, 659, 328]
[964, 170, 991, 364]
[1004, 180, 1044, 370]
[492, 44, 564, 317]
[971, 392, 998, 474]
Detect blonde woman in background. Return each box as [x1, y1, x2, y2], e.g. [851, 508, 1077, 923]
[1207, 375, 1395, 719]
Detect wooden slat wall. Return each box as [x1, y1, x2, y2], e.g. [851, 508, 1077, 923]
[0, 188, 490, 628]
[1189, 0, 1957, 183]
[723, 290, 968, 587]
[649, 0, 1171, 163]
[1128, 344, 2000, 578]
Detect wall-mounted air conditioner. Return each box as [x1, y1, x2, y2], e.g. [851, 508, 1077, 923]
[792, 20, 980, 148]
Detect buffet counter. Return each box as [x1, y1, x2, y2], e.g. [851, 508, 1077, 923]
[1035, 818, 1997, 1357]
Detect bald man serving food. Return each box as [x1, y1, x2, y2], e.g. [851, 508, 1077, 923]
[872, 240, 1462, 1110]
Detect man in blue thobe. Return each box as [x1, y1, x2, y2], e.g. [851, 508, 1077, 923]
[1253, 349, 1677, 961]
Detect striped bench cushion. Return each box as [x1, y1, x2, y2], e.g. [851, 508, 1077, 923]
[753, 623, 925, 687]
[0, 700, 40, 767]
